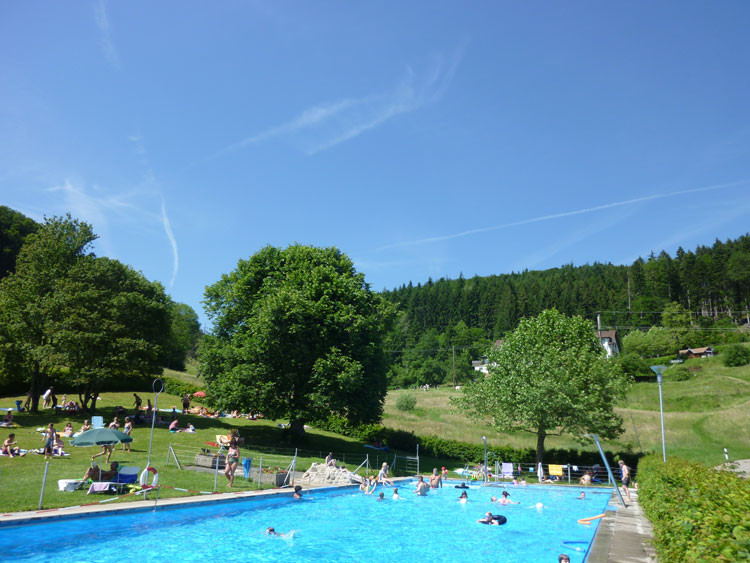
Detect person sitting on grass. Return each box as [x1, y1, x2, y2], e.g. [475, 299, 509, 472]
[79, 420, 92, 434]
[2, 411, 13, 426]
[63, 422, 74, 437]
[2, 434, 24, 457]
[83, 461, 119, 482]
[169, 418, 180, 432]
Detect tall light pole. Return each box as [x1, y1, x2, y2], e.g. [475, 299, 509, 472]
[481, 436, 488, 482]
[650, 365, 667, 462]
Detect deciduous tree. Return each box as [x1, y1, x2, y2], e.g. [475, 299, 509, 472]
[453, 309, 630, 465]
[199, 244, 394, 437]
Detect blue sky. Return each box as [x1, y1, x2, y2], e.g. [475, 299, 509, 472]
[2, 2, 749, 329]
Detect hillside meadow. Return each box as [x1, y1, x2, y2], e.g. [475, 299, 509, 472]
[383, 353, 750, 466]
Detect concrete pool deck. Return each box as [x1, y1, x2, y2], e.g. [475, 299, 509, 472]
[587, 490, 657, 562]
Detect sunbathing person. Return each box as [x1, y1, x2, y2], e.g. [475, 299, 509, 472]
[79, 420, 92, 434]
[2, 434, 24, 457]
[2, 411, 13, 426]
[63, 422, 74, 437]
[83, 461, 120, 481]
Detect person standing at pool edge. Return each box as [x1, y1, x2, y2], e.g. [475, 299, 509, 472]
[225, 429, 240, 487]
[378, 462, 393, 487]
[618, 460, 632, 502]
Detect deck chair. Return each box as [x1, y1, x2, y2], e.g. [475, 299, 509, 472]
[500, 462, 514, 480]
[87, 465, 140, 494]
[91, 416, 104, 428]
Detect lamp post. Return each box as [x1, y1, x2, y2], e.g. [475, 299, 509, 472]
[650, 365, 667, 462]
[481, 436, 488, 482]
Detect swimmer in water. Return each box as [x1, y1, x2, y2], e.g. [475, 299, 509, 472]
[377, 492, 385, 501]
[493, 491, 519, 505]
[458, 490, 468, 502]
[265, 527, 296, 538]
[477, 511, 507, 525]
[392, 487, 401, 499]
[577, 492, 585, 500]
[293, 485, 303, 499]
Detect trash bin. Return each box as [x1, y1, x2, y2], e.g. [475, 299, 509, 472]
[15, 400, 23, 413]
[242, 457, 252, 479]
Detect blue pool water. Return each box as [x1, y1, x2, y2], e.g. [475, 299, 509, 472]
[1, 481, 612, 562]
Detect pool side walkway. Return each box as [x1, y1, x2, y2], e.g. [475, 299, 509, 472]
[587, 491, 657, 562]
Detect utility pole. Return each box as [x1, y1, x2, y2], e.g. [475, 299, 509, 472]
[451, 345, 455, 387]
[627, 271, 631, 310]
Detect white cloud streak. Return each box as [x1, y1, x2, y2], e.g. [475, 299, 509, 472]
[377, 180, 750, 251]
[46, 179, 179, 287]
[208, 47, 464, 159]
[94, 0, 120, 69]
[160, 197, 179, 288]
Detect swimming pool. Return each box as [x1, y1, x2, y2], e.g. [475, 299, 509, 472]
[1, 481, 612, 562]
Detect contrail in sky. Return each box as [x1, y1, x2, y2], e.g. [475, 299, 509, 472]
[377, 180, 749, 251]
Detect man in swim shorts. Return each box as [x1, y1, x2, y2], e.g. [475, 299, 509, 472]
[618, 460, 632, 502]
[429, 467, 442, 488]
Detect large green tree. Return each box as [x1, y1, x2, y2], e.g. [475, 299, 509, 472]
[0, 215, 96, 410]
[199, 244, 395, 436]
[54, 256, 170, 412]
[0, 215, 169, 412]
[453, 309, 630, 465]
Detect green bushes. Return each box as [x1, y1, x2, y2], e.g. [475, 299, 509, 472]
[722, 344, 750, 367]
[162, 377, 202, 399]
[666, 364, 692, 381]
[395, 394, 417, 411]
[638, 455, 750, 562]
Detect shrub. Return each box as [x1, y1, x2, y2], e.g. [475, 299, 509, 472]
[620, 353, 652, 379]
[162, 377, 203, 398]
[722, 344, 750, 367]
[667, 365, 691, 381]
[395, 394, 417, 411]
[638, 455, 750, 561]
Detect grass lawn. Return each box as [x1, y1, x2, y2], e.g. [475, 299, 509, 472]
[0, 391, 438, 513]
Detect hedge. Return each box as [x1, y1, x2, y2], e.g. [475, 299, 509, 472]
[314, 415, 642, 469]
[638, 454, 750, 562]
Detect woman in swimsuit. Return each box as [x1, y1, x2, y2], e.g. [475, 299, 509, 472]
[42, 423, 55, 460]
[225, 429, 240, 487]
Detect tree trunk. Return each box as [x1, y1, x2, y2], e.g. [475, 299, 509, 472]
[28, 361, 42, 413]
[289, 419, 305, 438]
[535, 429, 546, 467]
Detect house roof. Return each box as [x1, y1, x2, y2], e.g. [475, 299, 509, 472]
[679, 346, 714, 355]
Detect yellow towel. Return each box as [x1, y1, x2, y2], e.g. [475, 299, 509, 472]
[549, 464, 564, 476]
